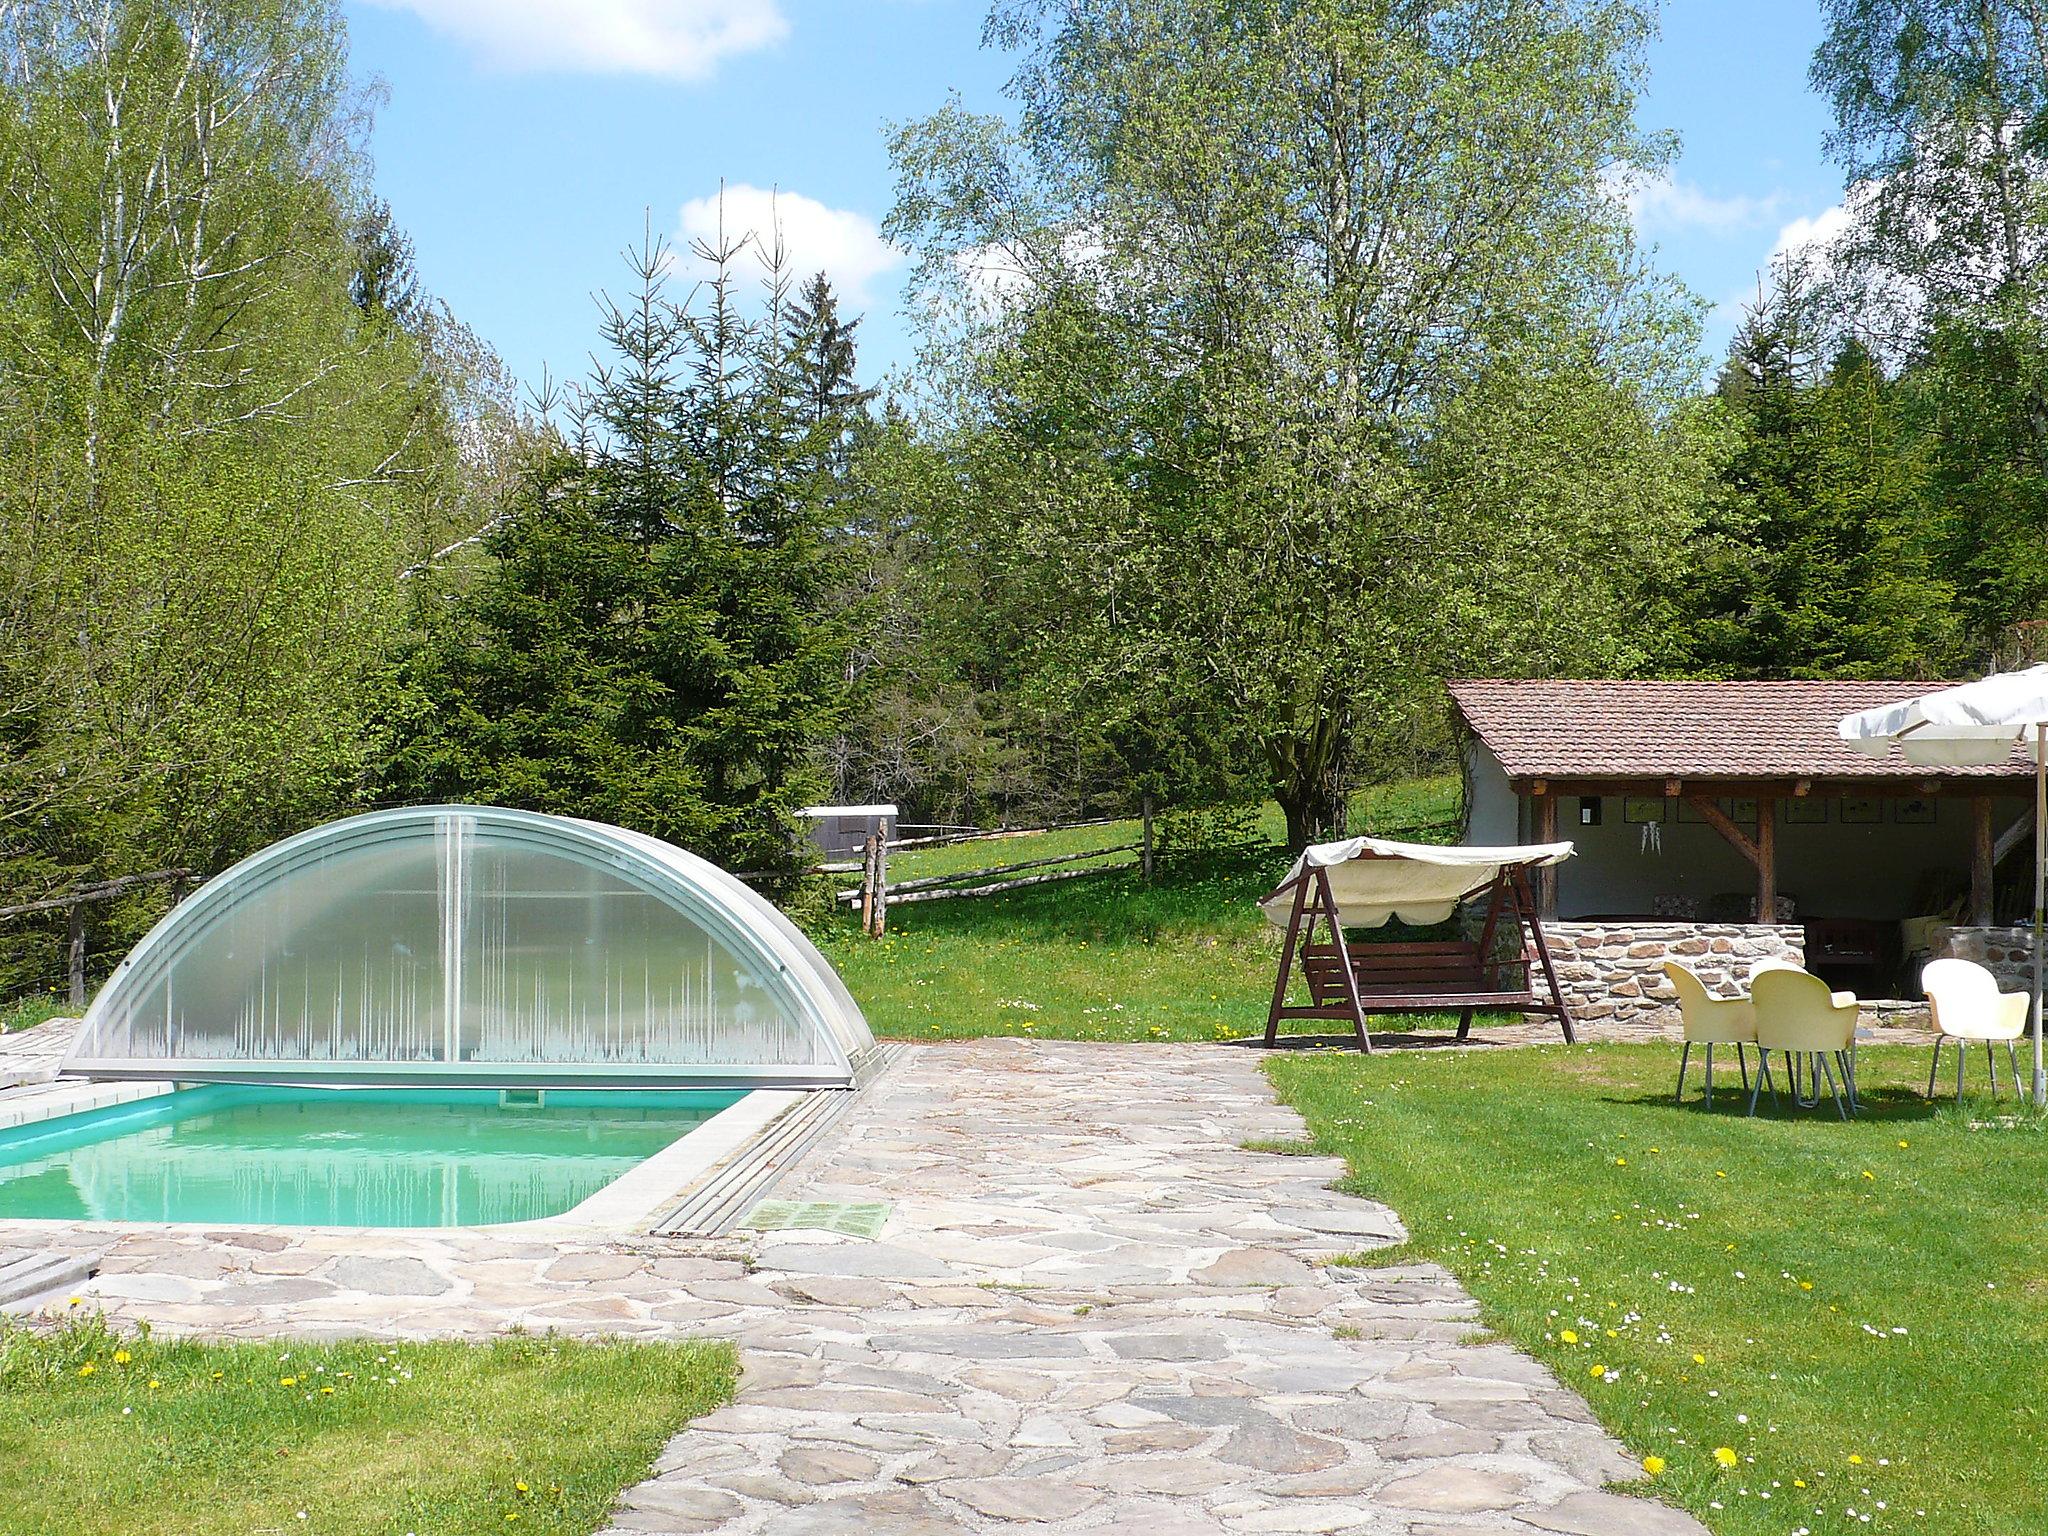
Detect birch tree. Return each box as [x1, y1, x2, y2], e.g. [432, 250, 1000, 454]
[0, 0, 497, 961]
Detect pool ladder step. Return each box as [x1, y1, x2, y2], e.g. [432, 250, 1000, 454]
[651, 1044, 905, 1238]
[0, 1246, 101, 1308]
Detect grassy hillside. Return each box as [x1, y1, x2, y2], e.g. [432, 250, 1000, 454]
[822, 777, 1461, 1042]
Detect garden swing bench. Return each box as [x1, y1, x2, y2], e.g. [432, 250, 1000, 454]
[1256, 836, 1577, 1052]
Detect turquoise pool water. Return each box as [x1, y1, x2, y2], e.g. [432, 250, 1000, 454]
[0, 1086, 744, 1227]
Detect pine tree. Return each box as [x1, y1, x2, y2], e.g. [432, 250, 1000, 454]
[380, 232, 849, 879]
[1662, 271, 1959, 679]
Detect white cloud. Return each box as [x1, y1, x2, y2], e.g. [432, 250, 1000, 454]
[1770, 198, 1856, 263]
[673, 185, 901, 306]
[1602, 163, 1784, 235]
[361, 0, 786, 80]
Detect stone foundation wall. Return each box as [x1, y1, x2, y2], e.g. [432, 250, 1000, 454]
[1942, 925, 2037, 991]
[1539, 922, 1807, 1027]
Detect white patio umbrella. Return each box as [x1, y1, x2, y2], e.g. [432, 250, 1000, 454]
[1838, 663, 2048, 1107]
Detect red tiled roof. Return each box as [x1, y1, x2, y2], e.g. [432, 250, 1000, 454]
[1447, 678, 2037, 782]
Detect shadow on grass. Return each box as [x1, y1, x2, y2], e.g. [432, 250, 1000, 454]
[1607, 1082, 1952, 1123]
[1231, 1021, 1549, 1052]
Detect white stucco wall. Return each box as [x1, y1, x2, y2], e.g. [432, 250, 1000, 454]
[1461, 740, 2026, 922]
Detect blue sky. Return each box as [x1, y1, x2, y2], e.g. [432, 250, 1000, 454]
[345, 0, 1852, 395]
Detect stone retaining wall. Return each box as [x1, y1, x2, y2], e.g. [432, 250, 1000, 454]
[1942, 925, 2038, 990]
[1538, 921, 1806, 1027]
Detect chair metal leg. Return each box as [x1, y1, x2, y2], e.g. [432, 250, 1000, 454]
[2009, 1039, 2024, 1100]
[1988, 1042, 2000, 1100]
[1929, 1037, 1943, 1099]
[1737, 1043, 1750, 1095]
[1836, 1052, 1857, 1117]
[1746, 1052, 1764, 1116]
[1959, 1036, 1967, 1101]
[1794, 1051, 1821, 1108]
[1675, 1041, 1691, 1106]
[1818, 1053, 1848, 1120]
[1759, 1051, 1781, 1111]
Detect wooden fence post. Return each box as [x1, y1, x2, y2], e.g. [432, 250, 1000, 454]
[67, 903, 86, 1009]
[1141, 795, 1155, 884]
[859, 834, 878, 937]
[871, 834, 888, 937]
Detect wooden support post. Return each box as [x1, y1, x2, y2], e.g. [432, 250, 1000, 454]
[1756, 796, 1777, 921]
[1316, 867, 1374, 1053]
[1973, 796, 1996, 925]
[66, 903, 86, 1009]
[1264, 880, 1309, 1047]
[872, 834, 888, 937]
[1141, 794, 1155, 884]
[859, 834, 879, 938]
[1533, 794, 1559, 920]
[1514, 867, 1574, 1044]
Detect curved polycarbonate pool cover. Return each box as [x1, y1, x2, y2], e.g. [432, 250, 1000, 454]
[65, 808, 875, 1089]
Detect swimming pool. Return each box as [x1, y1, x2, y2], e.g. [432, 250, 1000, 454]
[0, 1085, 746, 1228]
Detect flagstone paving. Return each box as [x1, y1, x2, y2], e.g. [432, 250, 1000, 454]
[0, 1034, 1705, 1534]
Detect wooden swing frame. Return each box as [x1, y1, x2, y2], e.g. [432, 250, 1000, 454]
[1260, 854, 1574, 1052]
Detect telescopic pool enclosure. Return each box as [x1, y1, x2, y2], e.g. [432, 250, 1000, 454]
[62, 807, 875, 1090]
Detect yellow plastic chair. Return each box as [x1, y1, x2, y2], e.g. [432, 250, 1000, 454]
[1662, 961, 1762, 1109]
[1750, 967, 1859, 1119]
[1921, 958, 2028, 1101]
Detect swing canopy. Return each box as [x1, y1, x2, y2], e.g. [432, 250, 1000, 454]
[1259, 837, 1576, 930]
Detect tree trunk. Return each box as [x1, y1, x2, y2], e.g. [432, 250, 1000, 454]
[1276, 774, 1350, 850]
[1269, 710, 1353, 850]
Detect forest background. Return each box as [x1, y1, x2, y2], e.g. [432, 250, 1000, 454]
[5, 0, 2045, 987]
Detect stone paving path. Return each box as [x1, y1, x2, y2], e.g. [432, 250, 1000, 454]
[596, 1041, 1705, 1536]
[1, 1037, 1707, 1535]
[0, 1013, 77, 1089]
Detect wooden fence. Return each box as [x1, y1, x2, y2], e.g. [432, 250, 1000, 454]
[0, 869, 194, 1007]
[837, 805, 1155, 938]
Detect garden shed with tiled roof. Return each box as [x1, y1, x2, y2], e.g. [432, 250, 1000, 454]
[1447, 679, 2037, 1002]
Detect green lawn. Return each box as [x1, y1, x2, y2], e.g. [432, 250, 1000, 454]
[0, 993, 70, 1034]
[883, 817, 1144, 884]
[825, 777, 1463, 1043]
[821, 853, 1287, 1042]
[0, 1317, 734, 1536]
[1270, 1042, 2048, 1536]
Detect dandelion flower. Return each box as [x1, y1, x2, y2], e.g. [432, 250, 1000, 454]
[1714, 1447, 1739, 1468]
[147, 1379, 160, 1390]
[1897, 1139, 1909, 1149]
[1692, 1353, 1706, 1365]
[1849, 1454, 1864, 1465]
[1589, 1363, 1606, 1378]
[1643, 1455, 1666, 1475]
[1615, 1157, 1627, 1166]
[1560, 1330, 1579, 1345]
[113, 1349, 130, 1365]
[76, 1363, 95, 1378]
